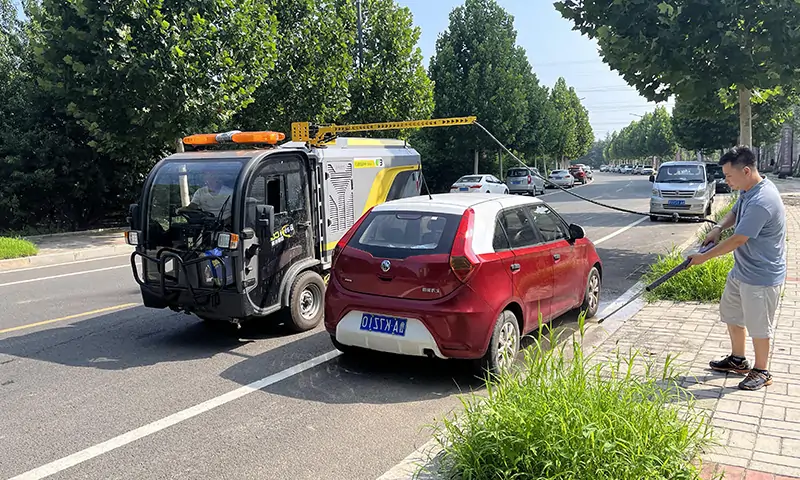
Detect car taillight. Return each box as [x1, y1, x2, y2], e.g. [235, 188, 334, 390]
[470, 185, 481, 189]
[527, 175, 532, 184]
[449, 208, 479, 283]
[332, 206, 374, 268]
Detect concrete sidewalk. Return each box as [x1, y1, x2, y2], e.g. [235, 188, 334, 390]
[592, 195, 800, 479]
[0, 228, 131, 271]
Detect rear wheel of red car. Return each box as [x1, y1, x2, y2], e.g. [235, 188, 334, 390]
[478, 310, 520, 376]
[286, 270, 325, 332]
[580, 267, 601, 319]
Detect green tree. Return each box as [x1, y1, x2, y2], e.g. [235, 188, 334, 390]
[21, 0, 278, 227]
[426, 0, 531, 187]
[554, 0, 800, 147]
[646, 106, 677, 161]
[570, 88, 594, 160]
[549, 77, 578, 168]
[342, 0, 434, 127]
[672, 92, 738, 155]
[236, 0, 352, 133]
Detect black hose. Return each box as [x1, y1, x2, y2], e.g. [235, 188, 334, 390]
[472, 121, 718, 225]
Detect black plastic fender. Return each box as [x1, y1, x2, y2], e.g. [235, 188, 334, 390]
[279, 258, 323, 308]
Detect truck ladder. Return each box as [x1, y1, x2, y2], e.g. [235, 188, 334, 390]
[291, 116, 477, 147]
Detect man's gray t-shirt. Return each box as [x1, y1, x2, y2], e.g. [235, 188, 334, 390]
[731, 178, 786, 287]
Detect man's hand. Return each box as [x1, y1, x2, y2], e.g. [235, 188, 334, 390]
[687, 252, 709, 267]
[703, 226, 721, 246]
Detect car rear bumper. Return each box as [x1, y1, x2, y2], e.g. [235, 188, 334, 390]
[548, 178, 573, 186]
[324, 275, 496, 359]
[507, 183, 535, 193]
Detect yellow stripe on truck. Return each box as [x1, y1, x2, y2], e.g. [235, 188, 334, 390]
[323, 164, 420, 253]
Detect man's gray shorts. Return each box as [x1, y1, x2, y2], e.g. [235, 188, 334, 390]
[720, 275, 781, 339]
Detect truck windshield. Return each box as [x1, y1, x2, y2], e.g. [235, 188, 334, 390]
[655, 165, 705, 183]
[147, 159, 245, 238]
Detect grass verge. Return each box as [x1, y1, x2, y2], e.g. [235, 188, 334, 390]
[430, 319, 716, 480]
[0, 236, 39, 260]
[643, 247, 734, 303]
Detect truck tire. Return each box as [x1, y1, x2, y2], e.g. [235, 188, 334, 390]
[286, 270, 325, 332]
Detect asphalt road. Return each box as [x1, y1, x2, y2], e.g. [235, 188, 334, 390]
[0, 173, 737, 480]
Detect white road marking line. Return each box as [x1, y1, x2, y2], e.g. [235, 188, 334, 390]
[0, 265, 130, 288]
[8, 350, 343, 480]
[592, 216, 648, 246]
[0, 254, 131, 275]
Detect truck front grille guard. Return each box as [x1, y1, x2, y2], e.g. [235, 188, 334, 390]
[130, 249, 230, 307]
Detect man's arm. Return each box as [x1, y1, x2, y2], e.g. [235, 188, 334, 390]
[690, 203, 768, 266]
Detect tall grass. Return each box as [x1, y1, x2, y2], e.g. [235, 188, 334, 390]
[430, 318, 716, 480]
[0, 237, 38, 260]
[642, 247, 734, 302]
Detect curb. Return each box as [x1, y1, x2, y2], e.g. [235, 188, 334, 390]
[21, 226, 127, 241]
[0, 244, 133, 271]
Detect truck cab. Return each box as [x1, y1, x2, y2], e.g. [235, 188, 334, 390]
[126, 131, 422, 332]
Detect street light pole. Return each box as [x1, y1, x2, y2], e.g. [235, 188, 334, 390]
[356, 0, 364, 70]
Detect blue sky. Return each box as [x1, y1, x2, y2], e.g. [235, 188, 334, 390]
[396, 0, 674, 141]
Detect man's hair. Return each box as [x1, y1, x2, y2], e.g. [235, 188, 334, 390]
[719, 145, 757, 169]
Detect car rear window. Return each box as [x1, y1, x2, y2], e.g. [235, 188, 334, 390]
[507, 168, 529, 177]
[551, 170, 567, 175]
[456, 176, 483, 183]
[349, 210, 462, 258]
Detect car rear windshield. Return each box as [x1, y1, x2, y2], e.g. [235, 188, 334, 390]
[456, 176, 482, 183]
[349, 210, 461, 258]
[507, 168, 529, 177]
[550, 170, 568, 175]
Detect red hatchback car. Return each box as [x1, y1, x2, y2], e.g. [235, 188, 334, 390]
[324, 193, 602, 374]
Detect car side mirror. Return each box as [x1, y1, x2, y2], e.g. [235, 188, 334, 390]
[128, 204, 140, 230]
[569, 223, 586, 241]
[256, 204, 275, 239]
[648, 174, 655, 183]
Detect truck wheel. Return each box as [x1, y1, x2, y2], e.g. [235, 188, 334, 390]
[286, 270, 325, 332]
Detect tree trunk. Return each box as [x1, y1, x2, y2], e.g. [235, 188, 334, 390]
[738, 85, 753, 147]
[498, 152, 503, 180]
[473, 149, 479, 174]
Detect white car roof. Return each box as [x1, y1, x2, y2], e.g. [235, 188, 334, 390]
[372, 193, 550, 255]
[374, 193, 543, 214]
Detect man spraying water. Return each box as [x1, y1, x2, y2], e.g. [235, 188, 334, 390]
[687, 146, 787, 391]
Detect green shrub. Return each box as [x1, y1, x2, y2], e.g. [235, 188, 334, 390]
[430, 322, 715, 480]
[643, 247, 734, 302]
[0, 237, 38, 260]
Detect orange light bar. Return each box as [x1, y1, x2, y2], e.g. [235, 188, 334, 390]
[231, 131, 286, 144]
[183, 134, 219, 145]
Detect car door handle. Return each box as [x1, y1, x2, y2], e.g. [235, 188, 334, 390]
[553, 254, 561, 261]
[510, 263, 520, 272]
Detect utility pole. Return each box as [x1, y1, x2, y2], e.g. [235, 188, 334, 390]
[356, 0, 364, 70]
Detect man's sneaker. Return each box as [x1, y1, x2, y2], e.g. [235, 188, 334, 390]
[739, 369, 773, 390]
[709, 355, 751, 374]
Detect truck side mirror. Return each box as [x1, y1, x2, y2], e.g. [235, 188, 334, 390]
[256, 204, 275, 239]
[128, 204, 140, 230]
[648, 174, 655, 183]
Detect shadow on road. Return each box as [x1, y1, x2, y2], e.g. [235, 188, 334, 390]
[0, 306, 309, 371]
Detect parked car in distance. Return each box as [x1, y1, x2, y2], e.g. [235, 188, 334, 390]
[649, 161, 716, 221]
[599, 165, 609, 172]
[450, 174, 509, 194]
[583, 166, 593, 179]
[706, 164, 731, 193]
[547, 169, 575, 188]
[621, 165, 634, 174]
[632, 165, 644, 175]
[505, 167, 545, 196]
[640, 166, 655, 176]
[324, 193, 603, 374]
[568, 165, 590, 184]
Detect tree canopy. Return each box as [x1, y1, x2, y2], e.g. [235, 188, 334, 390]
[603, 107, 676, 163]
[554, 0, 800, 146]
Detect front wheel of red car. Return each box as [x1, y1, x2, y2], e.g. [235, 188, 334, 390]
[580, 267, 601, 319]
[477, 310, 520, 377]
